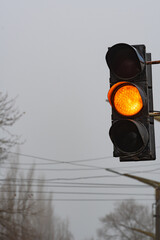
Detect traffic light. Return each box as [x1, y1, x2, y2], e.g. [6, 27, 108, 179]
[106, 43, 156, 161]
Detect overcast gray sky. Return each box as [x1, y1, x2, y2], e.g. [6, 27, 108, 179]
[1, 0, 160, 239]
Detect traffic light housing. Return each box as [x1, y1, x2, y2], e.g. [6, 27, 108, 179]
[106, 43, 156, 161]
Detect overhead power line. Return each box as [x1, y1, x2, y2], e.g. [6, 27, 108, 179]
[1, 165, 160, 175]
[0, 189, 154, 196]
[0, 166, 105, 171]
[0, 198, 154, 202]
[0, 182, 151, 189]
[8, 151, 111, 164]
[7, 150, 160, 170]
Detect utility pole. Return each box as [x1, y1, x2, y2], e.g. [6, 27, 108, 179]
[106, 168, 160, 240]
[155, 187, 160, 240]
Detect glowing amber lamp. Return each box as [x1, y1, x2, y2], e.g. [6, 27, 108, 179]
[108, 83, 143, 116]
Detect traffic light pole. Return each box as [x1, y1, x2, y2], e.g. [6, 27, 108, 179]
[155, 188, 160, 240]
[106, 168, 160, 240]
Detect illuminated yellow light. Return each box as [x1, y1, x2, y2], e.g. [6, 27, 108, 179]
[113, 85, 143, 116]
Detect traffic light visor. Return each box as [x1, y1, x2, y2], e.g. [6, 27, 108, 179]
[106, 43, 145, 79]
[108, 82, 144, 116]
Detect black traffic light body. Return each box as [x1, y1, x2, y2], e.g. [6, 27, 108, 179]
[106, 43, 155, 161]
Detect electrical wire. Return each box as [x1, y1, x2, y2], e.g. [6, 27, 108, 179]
[0, 198, 154, 202]
[0, 189, 154, 196]
[8, 151, 111, 164]
[6, 151, 160, 172]
[0, 182, 151, 188]
[7, 152, 109, 170]
[1, 165, 160, 175]
[0, 173, 120, 183]
[4, 151, 160, 175]
[0, 166, 105, 171]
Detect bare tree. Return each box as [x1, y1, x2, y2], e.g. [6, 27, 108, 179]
[97, 199, 154, 240]
[0, 158, 40, 239]
[54, 217, 74, 240]
[0, 155, 74, 240]
[0, 91, 74, 239]
[0, 93, 24, 161]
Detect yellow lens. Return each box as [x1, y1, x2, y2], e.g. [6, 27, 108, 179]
[113, 85, 143, 116]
